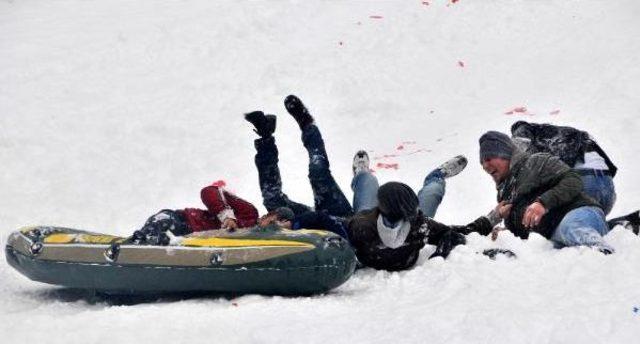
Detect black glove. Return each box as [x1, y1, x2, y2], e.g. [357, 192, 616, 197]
[429, 229, 466, 259]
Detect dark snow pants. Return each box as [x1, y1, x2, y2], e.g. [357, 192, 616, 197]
[140, 209, 190, 236]
[254, 124, 353, 218]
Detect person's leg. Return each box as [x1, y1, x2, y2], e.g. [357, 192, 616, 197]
[300, 125, 353, 217]
[351, 170, 379, 212]
[254, 136, 312, 216]
[417, 155, 467, 218]
[551, 206, 613, 253]
[580, 172, 616, 216]
[134, 209, 188, 245]
[417, 169, 446, 218]
[284, 95, 353, 217]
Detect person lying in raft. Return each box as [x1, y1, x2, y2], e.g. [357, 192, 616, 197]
[245, 95, 496, 271]
[131, 181, 259, 245]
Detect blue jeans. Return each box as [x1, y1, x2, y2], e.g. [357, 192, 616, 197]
[254, 125, 353, 218]
[579, 172, 616, 215]
[551, 206, 613, 252]
[351, 168, 446, 217]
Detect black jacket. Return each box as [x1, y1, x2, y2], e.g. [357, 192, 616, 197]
[511, 121, 617, 176]
[346, 208, 490, 271]
[293, 211, 349, 239]
[497, 150, 600, 239]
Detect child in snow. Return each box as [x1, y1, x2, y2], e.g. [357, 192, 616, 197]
[131, 181, 259, 245]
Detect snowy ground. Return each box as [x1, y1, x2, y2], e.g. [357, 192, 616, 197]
[1, 0, 640, 343]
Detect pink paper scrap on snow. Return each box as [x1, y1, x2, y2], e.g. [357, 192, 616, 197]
[376, 162, 399, 170]
[504, 106, 530, 115]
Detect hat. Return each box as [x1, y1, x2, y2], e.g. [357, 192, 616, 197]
[274, 207, 295, 222]
[377, 182, 419, 223]
[479, 131, 514, 162]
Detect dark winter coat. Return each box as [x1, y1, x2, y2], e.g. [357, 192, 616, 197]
[345, 208, 489, 271]
[180, 186, 259, 232]
[496, 150, 600, 239]
[511, 121, 617, 176]
[293, 211, 349, 239]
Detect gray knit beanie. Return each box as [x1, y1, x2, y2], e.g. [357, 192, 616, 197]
[479, 131, 515, 162]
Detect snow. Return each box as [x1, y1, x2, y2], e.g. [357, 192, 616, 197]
[1, 0, 640, 343]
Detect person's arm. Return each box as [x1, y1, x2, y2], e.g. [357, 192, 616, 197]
[520, 154, 583, 228]
[201, 186, 238, 228]
[537, 170, 583, 210]
[221, 191, 259, 228]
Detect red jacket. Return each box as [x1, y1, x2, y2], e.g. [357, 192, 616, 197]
[181, 186, 259, 232]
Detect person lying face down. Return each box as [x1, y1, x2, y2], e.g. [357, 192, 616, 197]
[510, 120, 617, 215]
[346, 182, 472, 271]
[478, 130, 614, 254]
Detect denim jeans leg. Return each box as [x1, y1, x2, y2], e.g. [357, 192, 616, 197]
[417, 169, 446, 218]
[254, 137, 312, 216]
[302, 125, 353, 217]
[580, 173, 616, 216]
[351, 170, 379, 212]
[551, 206, 613, 251]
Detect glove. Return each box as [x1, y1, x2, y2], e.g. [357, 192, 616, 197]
[429, 229, 466, 259]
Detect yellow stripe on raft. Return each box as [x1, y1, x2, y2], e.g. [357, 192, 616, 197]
[182, 237, 315, 248]
[44, 233, 121, 244]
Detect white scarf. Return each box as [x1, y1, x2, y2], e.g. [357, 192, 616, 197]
[376, 215, 411, 249]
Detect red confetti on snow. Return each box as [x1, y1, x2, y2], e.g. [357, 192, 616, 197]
[376, 163, 399, 170]
[458, 61, 465, 68]
[397, 145, 405, 150]
[373, 154, 399, 160]
[505, 106, 528, 115]
[211, 179, 227, 187]
[452, 0, 459, 3]
[550, 109, 560, 115]
[514, 107, 527, 113]
[369, 15, 383, 19]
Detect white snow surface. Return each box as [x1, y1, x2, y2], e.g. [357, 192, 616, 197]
[1, 0, 640, 343]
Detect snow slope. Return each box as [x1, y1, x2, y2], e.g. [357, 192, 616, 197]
[1, 0, 639, 343]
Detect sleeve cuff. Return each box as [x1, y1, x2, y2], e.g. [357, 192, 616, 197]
[217, 208, 236, 222]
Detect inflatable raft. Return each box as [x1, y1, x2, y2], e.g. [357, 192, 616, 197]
[5, 225, 356, 296]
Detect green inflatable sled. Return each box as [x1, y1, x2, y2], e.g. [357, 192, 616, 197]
[5, 225, 357, 296]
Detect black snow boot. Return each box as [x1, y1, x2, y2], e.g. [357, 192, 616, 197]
[284, 95, 314, 130]
[245, 111, 276, 138]
[607, 210, 640, 235]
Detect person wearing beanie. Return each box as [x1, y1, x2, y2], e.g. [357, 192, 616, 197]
[345, 179, 505, 271]
[346, 148, 480, 271]
[246, 95, 476, 269]
[476, 130, 615, 254]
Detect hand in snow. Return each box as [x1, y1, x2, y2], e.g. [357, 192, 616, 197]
[491, 226, 506, 241]
[223, 218, 238, 230]
[522, 201, 546, 229]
